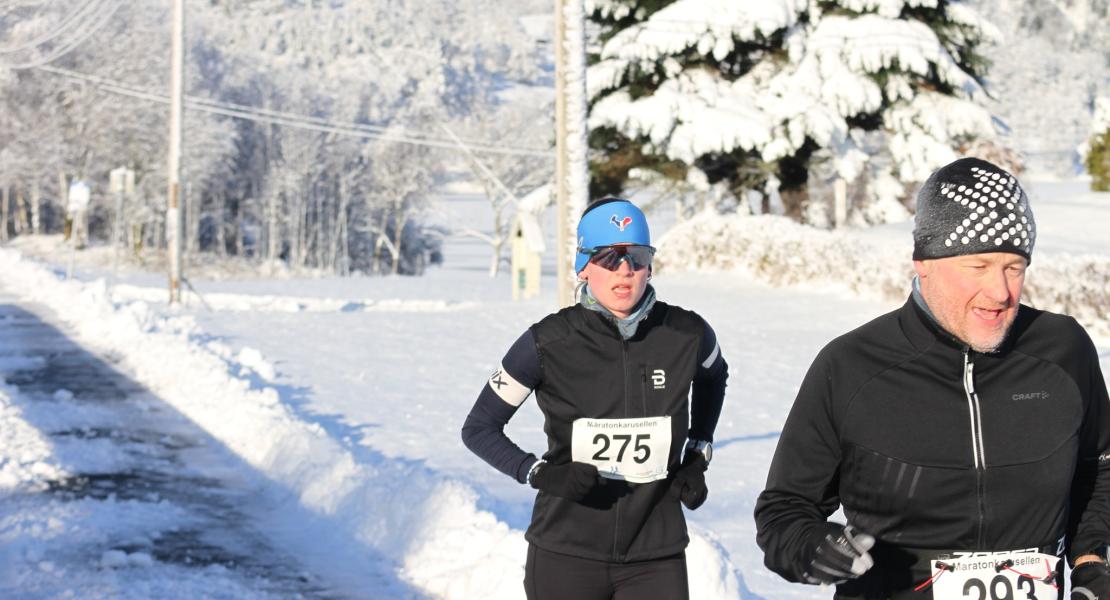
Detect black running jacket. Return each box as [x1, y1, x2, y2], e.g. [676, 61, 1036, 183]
[755, 298, 1110, 599]
[462, 301, 727, 562]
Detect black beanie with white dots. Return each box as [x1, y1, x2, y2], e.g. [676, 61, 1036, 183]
[912, 157, 1036, 263]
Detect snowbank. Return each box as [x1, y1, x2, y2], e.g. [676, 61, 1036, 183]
[0, 382, 66, 493]
[109, 284, 475, 314]
[655, 211, 1110, 337]
[0, 248, 743, 599]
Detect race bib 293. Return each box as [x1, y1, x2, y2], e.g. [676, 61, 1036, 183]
[927, 550, 1060, 600]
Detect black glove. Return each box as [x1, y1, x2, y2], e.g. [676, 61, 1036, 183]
[530, 461, 599, 501]
[1072, 561, 1110, 599]
[801, 523, 875, 585]
[669, 453, 709, 510]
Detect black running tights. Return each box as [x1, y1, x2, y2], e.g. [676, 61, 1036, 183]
[524, 544, 689, 600]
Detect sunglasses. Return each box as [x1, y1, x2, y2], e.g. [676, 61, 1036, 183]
[582, 245, 656, 271]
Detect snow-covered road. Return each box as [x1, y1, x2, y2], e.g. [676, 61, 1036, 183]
[0, 295, 338, 598]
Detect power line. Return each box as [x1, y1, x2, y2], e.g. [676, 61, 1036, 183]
[6, 2, 553, 157]
[360, 44, 535, 202]
[33, 65, 554, 157]
[0, 0, 107, 54]
[3, 0, 119, 69]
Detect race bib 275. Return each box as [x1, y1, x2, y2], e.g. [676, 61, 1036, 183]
[570, 416, 671, 484]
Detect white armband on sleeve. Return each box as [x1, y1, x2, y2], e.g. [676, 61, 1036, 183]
[488, 363, 532, 407]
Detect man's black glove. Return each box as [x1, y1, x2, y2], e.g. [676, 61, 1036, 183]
[801, 523, 875, 585]
[1072, 561, 1110, 599]
[530, 462, 599, 501]
[669, 453, 709, 510]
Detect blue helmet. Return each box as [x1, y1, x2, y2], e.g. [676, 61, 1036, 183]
[575, 198, 651, 273]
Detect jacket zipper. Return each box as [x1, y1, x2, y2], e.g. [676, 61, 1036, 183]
[640, 367, 648, 415]
[962, 350, 987, 548]
[614, 339, 629, 559]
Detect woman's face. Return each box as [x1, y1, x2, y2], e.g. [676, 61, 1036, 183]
[579, 247, 650, 319]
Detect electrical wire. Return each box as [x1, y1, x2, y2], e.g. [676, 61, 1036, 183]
[360, 44, 533, 201]
[3, 0, 119, 69]
[0, 0, 106, 54]
[33, 65, 554, 157]
[7, 1, 552, 157]
[31, 64, 552, 153]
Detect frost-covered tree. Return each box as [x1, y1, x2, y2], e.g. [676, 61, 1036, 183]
[455, 98, 554, 276]
[1, 0, 544, 274]
[1086, 97, 1110, 191]
[587, 0, 1001, 225]
[0, 1, 237, 248]
[971, 0, 1110, 176]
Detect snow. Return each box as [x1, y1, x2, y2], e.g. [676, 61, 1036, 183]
[802, 15, 980, 96]
[885, 91, 996, 182]
[1096, 97, 1110, 137]
[1083, 96, 1110, 159]
[598, 0, 803, 65]
[589, 73, 774, 163]
[0, 383, 65, 491]
[588, 1, 1003, 218]
[0, 182, 1107, 598]
[971, 0, 1110, 175]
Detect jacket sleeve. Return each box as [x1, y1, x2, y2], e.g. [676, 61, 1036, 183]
[754, 349, 845, 583]
[689, 318, 728, 442]
[460, 329, 543, 483]
[1066, 324, 1110, 563]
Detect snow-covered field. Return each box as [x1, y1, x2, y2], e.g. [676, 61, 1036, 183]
[1, 180, 1107, 599]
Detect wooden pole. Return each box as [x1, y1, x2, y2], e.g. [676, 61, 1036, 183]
[166, 0, 184, 303]
[554, 0, 571, 308]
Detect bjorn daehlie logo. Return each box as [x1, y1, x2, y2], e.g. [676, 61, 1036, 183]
[610, 215, 633, 231]
[652, 369, 666, 390]
[1012, 391, 1050, 401]
[490, 369, 508, 390]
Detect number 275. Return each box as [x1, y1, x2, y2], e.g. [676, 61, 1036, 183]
[592, 433, 651, 463]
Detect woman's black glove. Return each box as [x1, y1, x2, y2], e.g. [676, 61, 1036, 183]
[801, 523, 875, 585]
[669, 453, 709, 510]
[1072, 561, 1110, 599]
[530, 462, 599, 501]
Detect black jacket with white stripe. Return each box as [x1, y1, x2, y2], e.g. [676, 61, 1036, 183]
[461, 301, 727, 562]
[755, 297, 1110, 599]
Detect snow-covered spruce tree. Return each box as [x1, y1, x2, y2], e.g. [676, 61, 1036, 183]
[587, 0, 1001, 225]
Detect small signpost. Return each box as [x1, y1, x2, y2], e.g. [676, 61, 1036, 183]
[110, 167, 135, 276]
[65, 179, 91, 278]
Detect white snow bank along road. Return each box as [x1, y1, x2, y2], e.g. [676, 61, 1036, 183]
[0, 249, 744, 600]
[108, 283, 476, 314]
[0, 381, 65, 493]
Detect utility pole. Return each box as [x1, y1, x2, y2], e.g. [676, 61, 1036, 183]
[554, 0, 570, 308]
[167, 0, 184, 304]
[554, 0, 589, 309]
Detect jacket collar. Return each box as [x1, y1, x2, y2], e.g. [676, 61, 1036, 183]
[900, 294, 965, 354]
[579, 284, 658, 340]
[899, 292, 1030, 360]
[573, 297, 663, 341]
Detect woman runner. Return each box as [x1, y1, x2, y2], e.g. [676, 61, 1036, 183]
[461, 198, 729, 600]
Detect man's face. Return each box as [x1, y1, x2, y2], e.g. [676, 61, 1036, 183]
[914, 252, 1028, 353]
[579, 249, 650, 319]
